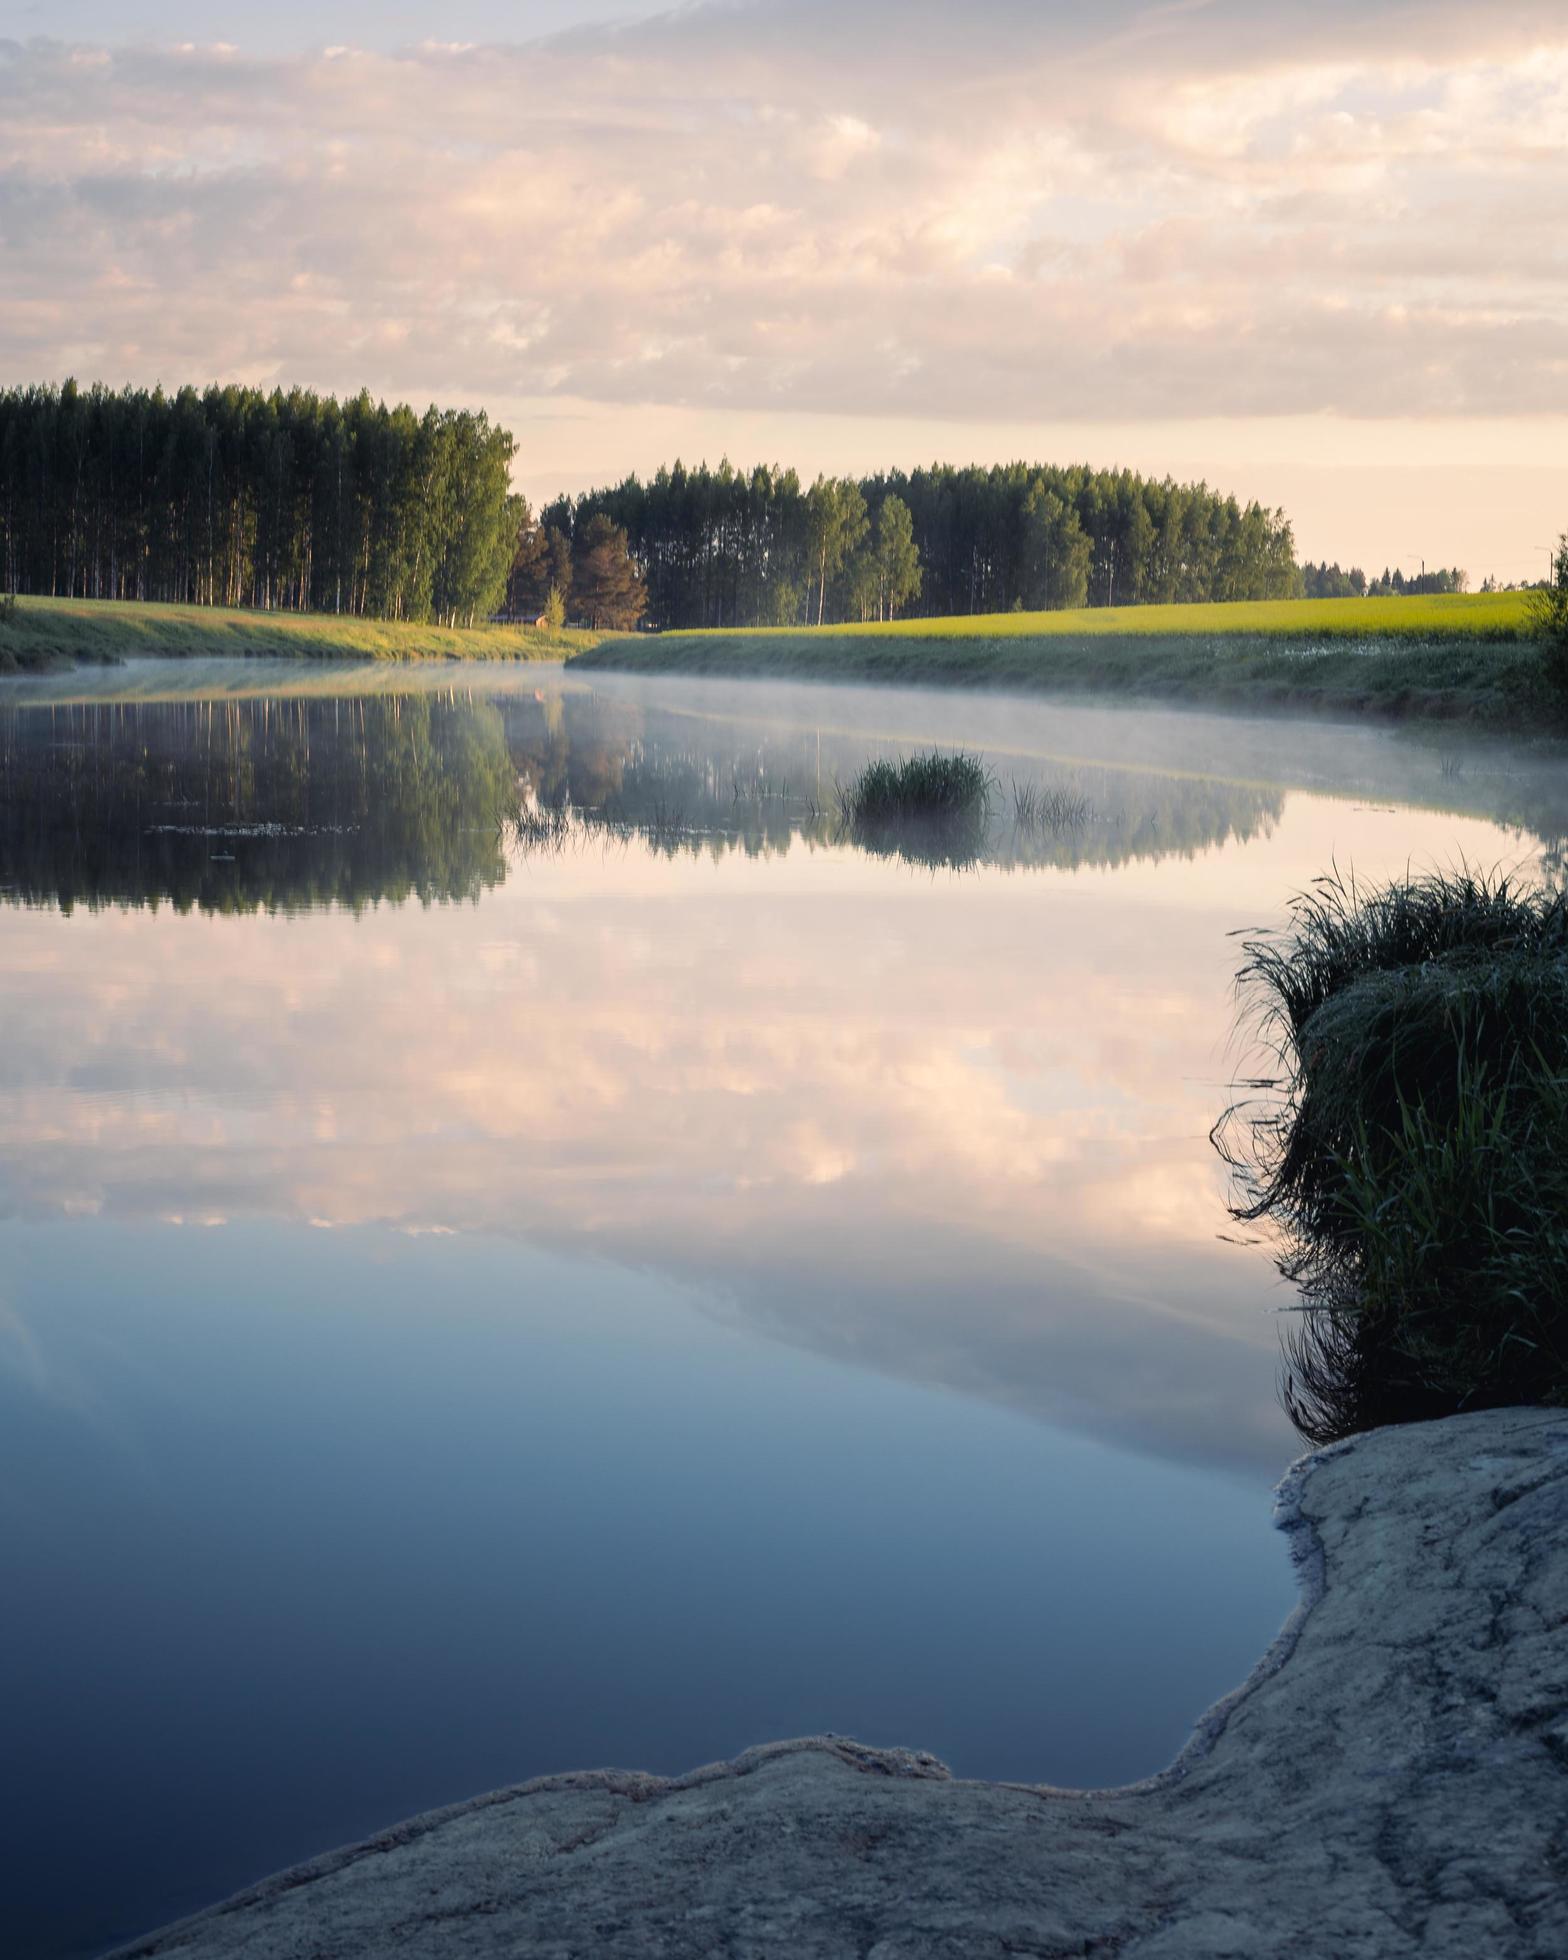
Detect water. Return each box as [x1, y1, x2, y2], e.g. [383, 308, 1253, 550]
[1, 662, 1560, 1959]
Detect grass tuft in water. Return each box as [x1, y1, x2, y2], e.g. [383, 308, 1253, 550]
[1217, 867, 1568, 1445]
[1010, 777, 1091, 832]
[835, 751, 994, 870]
[840, 751, 992, 828]
[511, 802, 577, 855]
[835, 751, 993, 870]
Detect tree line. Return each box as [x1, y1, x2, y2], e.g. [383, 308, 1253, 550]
[0, 380, 521, 625]
[513, 459, 1300, 630]
[1301, 560, 1469, 600]
[6, 379, 1406, 633]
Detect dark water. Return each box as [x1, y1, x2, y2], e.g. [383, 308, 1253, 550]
[0, 663, 1558, 1959]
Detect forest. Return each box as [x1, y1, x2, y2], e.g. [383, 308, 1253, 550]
[522, 458, 1302, 630]
[0, 381, 521, 626]
[4, 379, 1445, 636]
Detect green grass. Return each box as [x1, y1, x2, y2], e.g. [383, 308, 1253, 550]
[1217, 869, 1568, 1444]
[0, 594, 603, 671]
[571, 592, 1556, 727]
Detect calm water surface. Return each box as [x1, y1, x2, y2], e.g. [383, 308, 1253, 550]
[1, 662, 1561, 1958]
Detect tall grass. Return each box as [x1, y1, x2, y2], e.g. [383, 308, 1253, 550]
[1009, 778, 1091, 832]
[1218, 869, 1568, 1444]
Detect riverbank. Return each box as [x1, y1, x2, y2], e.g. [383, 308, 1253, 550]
[5, 592, 1557, 731]
[111, 1405, 1568, 1959]
[0, 595, 600, 670]
[570, 593, 1552, 728]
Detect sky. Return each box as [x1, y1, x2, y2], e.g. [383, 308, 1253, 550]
[1, 0, 1564, 578]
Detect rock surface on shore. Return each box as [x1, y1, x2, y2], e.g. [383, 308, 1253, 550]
[113, 1406, 1568, 1959]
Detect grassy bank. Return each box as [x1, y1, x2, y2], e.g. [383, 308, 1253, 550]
[571, 592, 1555, 726]
[6, 591, 1557, 729]
[1219, 871, 1568, 1445]
[0, 594, 601, 671]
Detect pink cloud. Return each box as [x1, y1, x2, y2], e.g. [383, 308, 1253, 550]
[0, 7, 1563, 434]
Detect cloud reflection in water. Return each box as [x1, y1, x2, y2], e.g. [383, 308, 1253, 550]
[2, 675, 1549, 1475]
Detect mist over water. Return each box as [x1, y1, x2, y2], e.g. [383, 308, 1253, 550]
[1, 662, 1559, 1959]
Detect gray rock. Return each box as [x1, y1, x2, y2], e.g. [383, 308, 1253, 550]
[110, 1407, 1568, 1959]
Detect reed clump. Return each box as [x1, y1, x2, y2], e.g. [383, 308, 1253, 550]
[840, 751, 991, 828]
[1010, 777, 1091, 832]
[1219, 868, 1568, 1444]
[511, 802, 577, 855]
[836, 751, 992, 868]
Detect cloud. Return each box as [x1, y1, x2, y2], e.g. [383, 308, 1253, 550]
[0, 4, 1564, 430]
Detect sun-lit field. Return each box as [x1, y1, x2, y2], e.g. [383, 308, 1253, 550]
[640, 591, 1532, 643]
[0, 594, 599, 668]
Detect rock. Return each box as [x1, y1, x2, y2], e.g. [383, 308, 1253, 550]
[109, 1407, 1568, 1959]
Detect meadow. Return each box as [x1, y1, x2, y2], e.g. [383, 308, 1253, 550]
[0, 594, 599, 671]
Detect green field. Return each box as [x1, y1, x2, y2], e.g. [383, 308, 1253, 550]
[622, 592, 1528, 645]
[570, 591, 1556, 726]
[0, 594, 601, 671]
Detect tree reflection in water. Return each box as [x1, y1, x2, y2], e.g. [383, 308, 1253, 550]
[6, 678, 1568, 913]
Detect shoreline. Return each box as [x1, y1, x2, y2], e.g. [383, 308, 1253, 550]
[569, 627, 1557, 733]
[107, 1406, 1568, 1959]
[3, 593, 1559, 734]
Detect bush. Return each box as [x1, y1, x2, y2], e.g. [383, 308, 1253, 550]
[1529, 533, 1568, 701]
[1218, 869, 1568, 1443]
[0, 592, 17, 625]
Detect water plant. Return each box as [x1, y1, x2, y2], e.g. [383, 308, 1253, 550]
[1217, 868, 1568, 1444]
[511, 802, 577, 855]
[1010, 777, 1091, 832]
[833, 751, 993, 869]
[840, 751, 992, 829]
